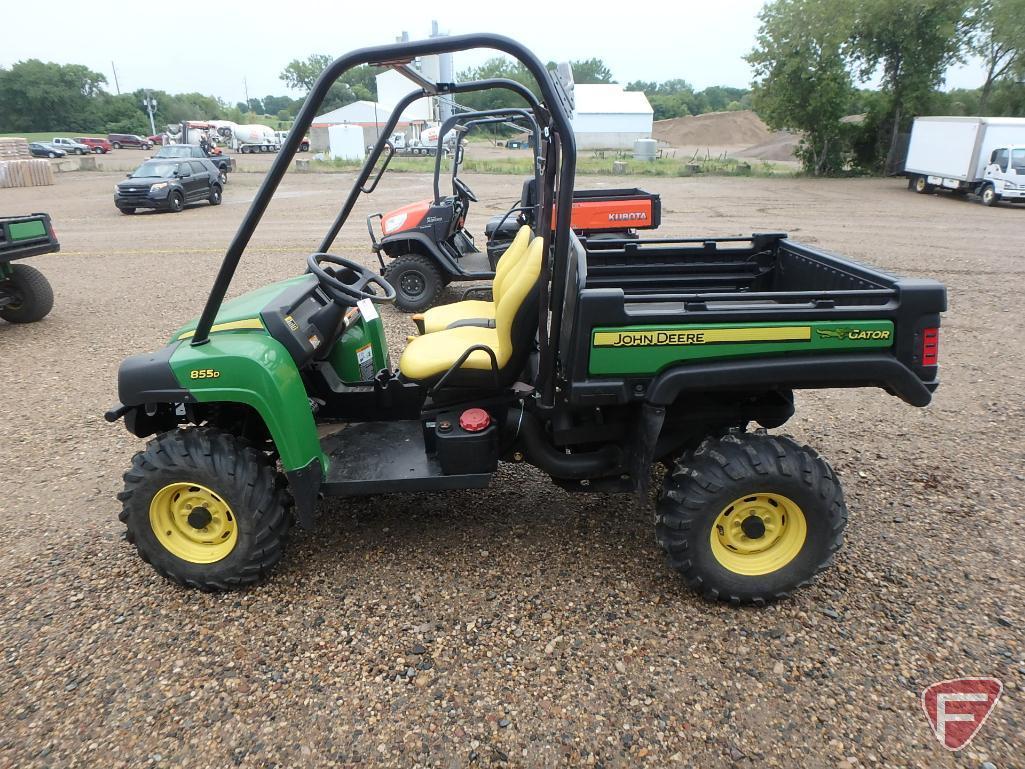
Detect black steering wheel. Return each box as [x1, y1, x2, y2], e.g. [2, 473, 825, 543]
[306, 252, 396, 305]
[454, 177, 478, 203]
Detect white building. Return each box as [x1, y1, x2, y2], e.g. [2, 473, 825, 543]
[571, 84, 654, 150]
[311, 101, 406, 152]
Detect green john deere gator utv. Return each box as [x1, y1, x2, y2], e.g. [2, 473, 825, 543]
[1, 213, 57, 323]
[106, 35, 947, 603]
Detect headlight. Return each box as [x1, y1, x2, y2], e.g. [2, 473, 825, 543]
[383, 212, 408, 234]
[150, 182, 169, 191]
[114, 185, 120, 192]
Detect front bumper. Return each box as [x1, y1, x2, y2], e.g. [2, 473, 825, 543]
[115, 188, 172, 210]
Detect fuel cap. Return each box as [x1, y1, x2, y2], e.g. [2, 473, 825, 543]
[459, 408, 491, 432]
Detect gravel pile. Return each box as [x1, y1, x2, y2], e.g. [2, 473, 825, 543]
[0, 171, 1021, 767]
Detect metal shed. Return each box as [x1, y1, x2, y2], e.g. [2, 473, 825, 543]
[571, 84, 654, 150]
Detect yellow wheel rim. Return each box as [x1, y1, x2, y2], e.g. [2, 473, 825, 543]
[710, 493, 807, 576]
[149, 482, 238, 564]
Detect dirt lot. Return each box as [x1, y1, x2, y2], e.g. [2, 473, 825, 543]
[1, 168, 1022, 769]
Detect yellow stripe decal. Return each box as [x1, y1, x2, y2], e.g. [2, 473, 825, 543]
[592, 326, 812, 348]
[177, 318, 264, 340]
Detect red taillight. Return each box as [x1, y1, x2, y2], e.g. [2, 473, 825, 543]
[922, 327, 939, 366]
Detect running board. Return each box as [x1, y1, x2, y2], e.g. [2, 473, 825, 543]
[320, 420, 492, 496]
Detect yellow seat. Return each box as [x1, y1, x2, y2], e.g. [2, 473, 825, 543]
[400, 237, 543, 386]
[419, 225, 532, 334]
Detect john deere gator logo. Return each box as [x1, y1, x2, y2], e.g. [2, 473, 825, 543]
[816, 327, 892, 341]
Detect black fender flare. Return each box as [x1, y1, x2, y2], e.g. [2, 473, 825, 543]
[646, 353, 936, 408]
[379, 232, 463, 277]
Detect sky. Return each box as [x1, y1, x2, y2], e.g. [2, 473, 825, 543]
[1, 0, 988, 103]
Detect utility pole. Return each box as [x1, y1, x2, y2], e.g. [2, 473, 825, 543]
[141, 93, 158, 136]
[111, 61, 121, 95]
[243, 77, 250, 111]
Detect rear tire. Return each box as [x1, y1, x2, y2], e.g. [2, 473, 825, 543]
[981, 184, 999, 207]
[118, 427, 292, 591]
[0, 264, 54, 323]
[113, 142, 122, 149]
[913, 175, 932, 194]
[655, 431, 847, 605]
[386, 254, 444, 312]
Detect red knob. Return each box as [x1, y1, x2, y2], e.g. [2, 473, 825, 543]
[459, 408, 491, 432]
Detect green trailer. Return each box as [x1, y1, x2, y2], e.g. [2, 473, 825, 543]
[106, 35, 946, 604]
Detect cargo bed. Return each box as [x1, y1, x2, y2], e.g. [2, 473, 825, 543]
[561, 233, 946, 408]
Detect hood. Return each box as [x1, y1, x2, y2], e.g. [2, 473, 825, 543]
[380, 199, 432, 236]
[118, 176, 165, 187]
[170, 274, 314, 343]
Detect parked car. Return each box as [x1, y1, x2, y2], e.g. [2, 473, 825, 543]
[29, 142, 66, 158]
[147, 134, 164, 146]
[75, 137, 113, 154]
[51, 137, 91, 155]
[108, 133, 152, 150]
[152, 143, 235, 182]
[114, 158, 223, 214]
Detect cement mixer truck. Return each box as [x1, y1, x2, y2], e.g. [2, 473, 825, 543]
[208, 121, 281, 154]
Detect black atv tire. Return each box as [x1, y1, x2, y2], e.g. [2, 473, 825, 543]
[386, 254, 444, 312]
[655, 431, 847, 605]
[0, 263, 54, 323]
[118, 428, 291, 591]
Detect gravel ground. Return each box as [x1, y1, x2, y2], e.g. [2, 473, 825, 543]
[0, 169, 1022, 769]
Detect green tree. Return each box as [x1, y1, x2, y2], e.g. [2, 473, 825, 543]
[748, 0, 855, 174]
[848, 0, 972, 170]
[454, 57, 540, 112]
[0, 59, 106, 131]
[971, 0, 1025, 110]
[565, 58, 614, 84]
[280, 56, 380, 113]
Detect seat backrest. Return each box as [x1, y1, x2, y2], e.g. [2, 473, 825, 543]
[492, 225, 532, 302]
[494, 237, 544, 368]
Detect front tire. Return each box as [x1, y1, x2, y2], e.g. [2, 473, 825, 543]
[208, 184, 222, 205]
[980, 184, 999, 207]
[168, 191, 184, 213]
[0, 263, 54, 323]
[118, 428, 291, 591]
[386, 254, 444, 312]
[656, 432, 847, 605]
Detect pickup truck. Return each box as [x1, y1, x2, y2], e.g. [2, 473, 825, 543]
[152, 144, 236, 182]
[50, 137, 91, 155]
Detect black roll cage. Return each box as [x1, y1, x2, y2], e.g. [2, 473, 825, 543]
[431, 107, 542, 205]
[189, 33, 577, 408]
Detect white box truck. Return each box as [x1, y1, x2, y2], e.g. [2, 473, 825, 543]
[904, 116, 1025, 206]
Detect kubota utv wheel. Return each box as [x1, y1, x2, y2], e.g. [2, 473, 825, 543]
[0, 264, 54, 323]
[655, 431, 847, 605]
[386, 254, 444, 312]
[118, 428, 291, 591]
